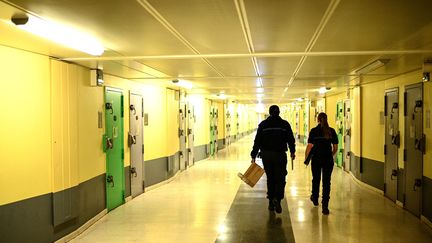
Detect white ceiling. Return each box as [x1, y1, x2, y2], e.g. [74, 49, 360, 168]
[2, 0, 432, 104]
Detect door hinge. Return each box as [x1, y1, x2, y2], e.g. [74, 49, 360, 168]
[384, 144, 386, 155]
[403, 193, 406, 205]
[142, 144, 145, 154]
[403, 92, 407, 116]
[121, 95, 124, 118]
[122, 149, 124, 160]
[383, 183, 386, 193]
[142, 180, 145, 191]
[403, 149, 406, 161]
[384, 95, 388, 116]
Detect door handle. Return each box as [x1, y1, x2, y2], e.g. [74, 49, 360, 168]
[105, 102, 113, 114]
[107, 175, 115, 188]
[130, 167, 137, 178]
[391, 169, 398, 180]
[106, 137, 114, 150]
[413, 178, 422, 191]
[414, 134, 426, 154]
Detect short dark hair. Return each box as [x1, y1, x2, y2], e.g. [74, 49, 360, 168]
[269, 105, 280, 116]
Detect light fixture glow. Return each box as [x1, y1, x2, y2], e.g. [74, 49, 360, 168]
[11, 15, 104, 56]
[256, 103, 265, 113]
[319, 87, 330, 94]
[355, 59, 389, 74]
[172, 79, 193, 89]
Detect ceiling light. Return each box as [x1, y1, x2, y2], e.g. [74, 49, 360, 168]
[172, 79, 193, 89]
[355, 59, 390, 74]
[319, 87, 331, 94]
[296, 98, 304, 102]
[11, 15, 104, 56]
[256, 88, 264, 93]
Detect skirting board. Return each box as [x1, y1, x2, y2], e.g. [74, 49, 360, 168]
[348, 171, 384, 195]
[421, 216, 432, 229]
[54, 209, 108, 243]
[145, 171, 181, 192]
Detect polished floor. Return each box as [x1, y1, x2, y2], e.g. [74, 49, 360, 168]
[70, 135, 432, 243]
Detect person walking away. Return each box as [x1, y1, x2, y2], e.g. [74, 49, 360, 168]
[250, 105, 296, 213]
[305, 112, 338, 215]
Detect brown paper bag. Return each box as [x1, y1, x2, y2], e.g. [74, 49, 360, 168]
[237, 162, 265, 187]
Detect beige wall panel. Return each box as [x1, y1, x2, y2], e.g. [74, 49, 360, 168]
[77, 67, 106, 182]
[424, 81, 432, 179]
[0, 46, 51, 205]
[51, 60, 80, 192]
[216, 101, 225, 140]
[166, 89, 180, 155]
[188, 95, 209, 147]
[361, 82, 385, 162]
[325, 92, 345, 128]
[350, 87, 361, 156]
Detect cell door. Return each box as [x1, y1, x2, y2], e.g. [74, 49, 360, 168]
[209, 108, 215, 156]
[384, 89, 399, 202]
[225, 111, 231, 146]
[344, 100, 352, 172]
[179, 106, 187, 170]
[104, 88, 125, 211]
[336, 101, 344, 168]
[129, 93, 144, 198]
[187, 105, 195, 167]
[214, 108, 219, 153]
[404, 83, 424, 216]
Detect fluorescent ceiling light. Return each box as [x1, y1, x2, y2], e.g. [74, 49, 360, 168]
[11, 15, 104, 56]
[355, 59, 389, 74]
[256, 93, 264, 98]
[255, 103, 265, 113]
[172, 79, 193, 89]
[256, 88, 264, 93]
[296, 98, 304, 102]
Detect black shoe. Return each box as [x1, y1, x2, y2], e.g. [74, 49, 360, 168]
[322, 207, 330, 215]
[310, 196, 318, 206]
[272, 198, 282, 214]
[268, 200, 275, 211]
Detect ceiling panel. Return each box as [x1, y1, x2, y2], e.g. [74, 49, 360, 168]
[245, 0, 331, 52]
[312, 0, 432, 52]
[7, 0, 194, 55]
[297, 55, 375, 77]
[147, 0, 249, 54]
[208, 58, 256, 76]
[139, 59, 221, 77]
[257, 57, 301, 76]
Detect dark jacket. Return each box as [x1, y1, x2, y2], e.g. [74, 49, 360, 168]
[250, 115, 296, 159]
[307, 125, 338, 162]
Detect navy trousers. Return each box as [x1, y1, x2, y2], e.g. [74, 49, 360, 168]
[261, 151, 288, 201]
[311, 159, 334, 207]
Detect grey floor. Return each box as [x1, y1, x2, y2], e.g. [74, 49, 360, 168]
[70, 135, 432, 243]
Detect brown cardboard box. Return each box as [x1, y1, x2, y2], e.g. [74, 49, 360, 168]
[237, 162, 265, 187]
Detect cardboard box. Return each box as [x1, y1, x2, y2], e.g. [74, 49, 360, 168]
[237, 163, 265, 187]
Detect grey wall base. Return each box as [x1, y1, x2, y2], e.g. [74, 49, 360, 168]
[423, 176, 432, 222]
[349, 153, 384, 190]
[0, 174, 106, 243]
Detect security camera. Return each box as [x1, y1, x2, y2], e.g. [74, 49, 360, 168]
[172, 79, 179, 83]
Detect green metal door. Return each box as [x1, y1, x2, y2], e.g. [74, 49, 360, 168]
[209, 107, 215, 156]
[104, 88, 125, 211]
[336, 101, 344, 167]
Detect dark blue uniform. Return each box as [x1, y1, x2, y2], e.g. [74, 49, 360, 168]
[308, 125, 338, 207]
[251, 115, 296, 201]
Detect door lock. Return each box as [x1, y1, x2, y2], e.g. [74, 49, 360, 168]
[105, 102, 113, 114]
[106, 137, 114, 149]
[391, 169, 398, 180]
[413, 178, 422, 191]
[391, 132, 400, 147]
[107, 175, 115, 188]
[130, 167, 137, 177]
[130, 104, 136, 115]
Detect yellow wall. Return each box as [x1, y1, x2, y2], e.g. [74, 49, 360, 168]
[325, 92, 345, 128]
[351, 87, 361, 156]
[188, 95, 209, 146]
[0, 45, 52, 205]
[424, 80, 432, 178]
[361, 82, 385, 162]
[216, 101, 225, 140]
[166, 89, 180, 156]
